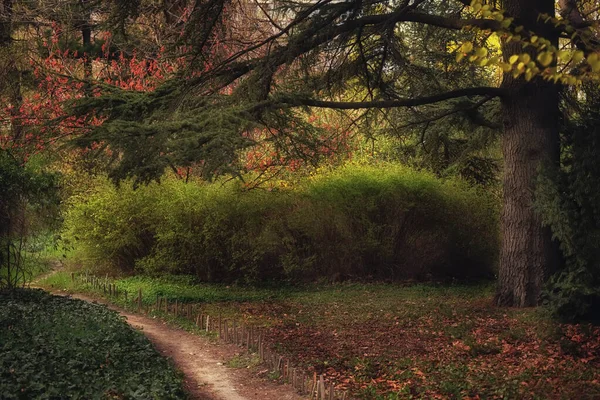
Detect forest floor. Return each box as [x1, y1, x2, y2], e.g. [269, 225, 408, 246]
[48, 290, 306, 400]
[33, 267, 305, 400]
[38, 272, 600, 400]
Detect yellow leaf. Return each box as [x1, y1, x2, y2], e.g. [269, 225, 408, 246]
[501, 18, 514, 29]
[460, 41, 474, 53]
[587, 53, 600, 71]
[557, 50, 571, 62]
[456, 52, 465, 62]
[509, 55, 519, 64]
[475, 47, 488, 58]
[537, 52, 553, 67]
[573, 50, 585, 64]
[519, 53, 531, 64]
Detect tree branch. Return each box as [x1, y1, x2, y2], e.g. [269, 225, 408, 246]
[274, 87, 506, 110]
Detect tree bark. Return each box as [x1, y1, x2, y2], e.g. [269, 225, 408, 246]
[79, 0, 92, 81]
[496, 0, 560, 307]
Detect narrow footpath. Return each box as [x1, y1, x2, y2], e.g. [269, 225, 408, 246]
[54, 291, 306, 400]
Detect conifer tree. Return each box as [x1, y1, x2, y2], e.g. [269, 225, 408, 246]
[66, 0, 600, 307]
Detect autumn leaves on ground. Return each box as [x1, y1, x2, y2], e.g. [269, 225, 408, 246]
[40, 273, 600, 399]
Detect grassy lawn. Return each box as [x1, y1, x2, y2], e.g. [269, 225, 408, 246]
[40, 272, 600, 399]
[0, 288, 186, 399]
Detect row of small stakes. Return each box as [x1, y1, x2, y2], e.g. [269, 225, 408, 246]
[74, 273, 350, 400]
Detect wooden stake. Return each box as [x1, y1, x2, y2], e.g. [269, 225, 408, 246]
[206, 315, 210, 332]
[137, 288, 142, 312]
[285, 360, 289, 380]
[233, 320, 237, 345]
[218, 314, 222, 338]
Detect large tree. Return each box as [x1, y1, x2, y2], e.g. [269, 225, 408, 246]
[68, 0, 600, 307]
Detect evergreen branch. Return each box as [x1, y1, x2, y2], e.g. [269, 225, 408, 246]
[262, 87, 506, 110]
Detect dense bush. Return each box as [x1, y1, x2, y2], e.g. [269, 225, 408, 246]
[65, 163, 499, 283]
[0, 288, 185, 399]
[536, 85, 600, 321]
[0, 151, 60, 288]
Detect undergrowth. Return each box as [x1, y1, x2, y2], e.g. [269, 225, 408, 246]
[63, 163, 499, 283]
[0, 288, 186, 399]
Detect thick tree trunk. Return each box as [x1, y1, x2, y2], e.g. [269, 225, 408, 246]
[497, 81, 560, 306]
[496, 0, 560, 307]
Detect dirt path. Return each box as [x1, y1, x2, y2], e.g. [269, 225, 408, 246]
[53, 291, 306, 400]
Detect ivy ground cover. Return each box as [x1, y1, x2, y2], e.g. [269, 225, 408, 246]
[0, 288, 186, 399]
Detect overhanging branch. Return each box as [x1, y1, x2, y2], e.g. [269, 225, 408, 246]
[274, 87, 506, 110]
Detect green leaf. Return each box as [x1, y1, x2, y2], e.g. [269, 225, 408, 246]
[537, 52, 553, 67]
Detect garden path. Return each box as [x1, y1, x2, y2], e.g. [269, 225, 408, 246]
[51, 290, 306, 400]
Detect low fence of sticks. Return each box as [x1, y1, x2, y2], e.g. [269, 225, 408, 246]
[73, 272, 350, 400]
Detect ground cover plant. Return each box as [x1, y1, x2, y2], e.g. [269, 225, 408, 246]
[0, 288, 186, 399]
[40, 272, 600, 399]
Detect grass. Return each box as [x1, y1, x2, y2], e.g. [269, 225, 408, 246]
[39, 271, 600, 399]
[0, 288, 186, 399]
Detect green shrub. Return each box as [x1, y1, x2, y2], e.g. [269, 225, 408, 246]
[0, 288, 185, 399]
[0, 151, 61, 289]
[536, 85, 600, 321]
[290, 164, 498, 281]
[64, 177, 160, 273]
[64, 163, 499, 283]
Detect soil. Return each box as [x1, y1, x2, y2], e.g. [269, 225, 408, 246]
[52, 291, 306, 400]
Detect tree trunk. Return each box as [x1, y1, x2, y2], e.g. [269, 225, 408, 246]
[496, 0, 560, 307]
[497, 80, 560, 306]
[80, 0, 93, 81]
